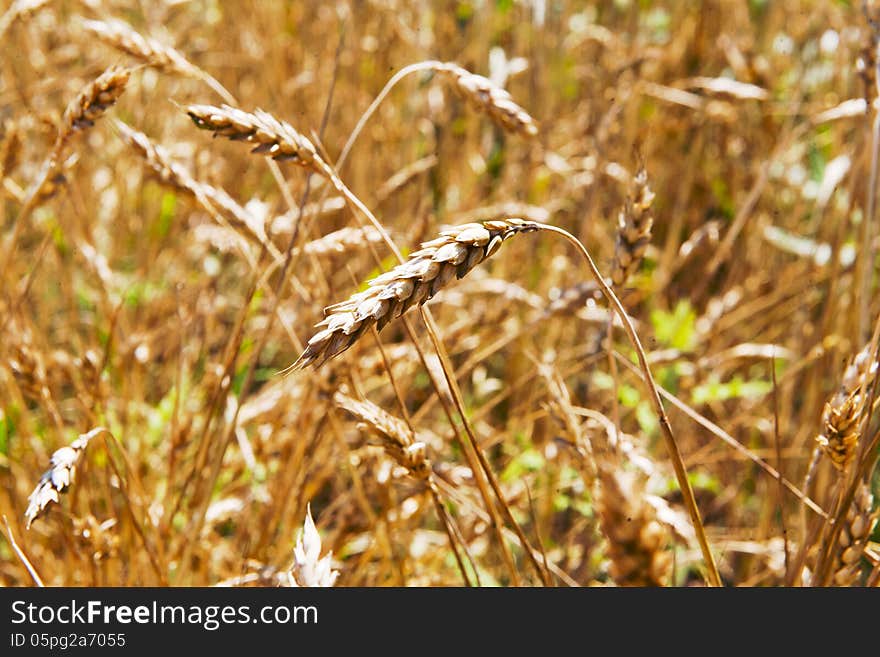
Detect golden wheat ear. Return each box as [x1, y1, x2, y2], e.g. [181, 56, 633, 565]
[290, 218, 540, 371]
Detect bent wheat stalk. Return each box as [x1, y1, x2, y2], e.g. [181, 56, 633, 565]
[337, 60, 538, 171]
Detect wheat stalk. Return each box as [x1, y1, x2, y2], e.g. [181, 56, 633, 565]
[292, 218, 540, 370]
[25, 427, 105, 529]
[611, 167, 655, 287]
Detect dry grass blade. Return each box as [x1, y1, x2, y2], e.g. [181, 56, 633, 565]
[292, 218, 540, 370]
[435, 62, 538, 137]
[612, 167, 655, 287]
[286, 504, 339, 587]
[81, 18, 198, 77]
[24, 427, 105, 529]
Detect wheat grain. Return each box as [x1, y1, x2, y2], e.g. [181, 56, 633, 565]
[81, 18, 198, 77]
[434, 62, 539, 137]
[611, 167, 654, 287]
[25, 428, 104, 529]
[292, 218, 540, 370]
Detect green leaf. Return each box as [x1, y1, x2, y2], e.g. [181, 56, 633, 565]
[650, 301, 697, 351]
[501, 447, 545, 482]
[692, 376, 772, 405]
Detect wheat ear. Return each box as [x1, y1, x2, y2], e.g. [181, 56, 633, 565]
[113, 120, 279, 257]
[611, 167, 655, 287]
[595, 464, 673, 586]
[81, 18, 198, 77]
[293, 219, 540, 370]
[434, 62, 539, 137]
[3, 66, 130, 266]
[336, 60, 537, 172]
[828, 480, 878, 585]
[334, 392, 431, 480]
[334, 391, 473, 584]
[0, 0, 48, 41]
[186, 104, 322, 169]
[184, 103, 406, 267]
[286, 504, 339, 587]
[816, 343, 878, 471]
[25, 427, 105, 529]
[57, 66, 131, 146]
[81, 17, 235, 105]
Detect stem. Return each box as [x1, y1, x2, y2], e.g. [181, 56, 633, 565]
[335, 61, 442, 172]
[859, 106, 880, 342]
[538, 223, 723, 587]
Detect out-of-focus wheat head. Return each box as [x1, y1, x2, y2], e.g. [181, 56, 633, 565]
[611, 167, 655, 288]
[25, 428, 104, 529]
[816, 344, 878, 471]
[829, 480, 878, 585]
[595, 459, 672, 587]
[434, 62, 539, 137]
[286, 505, 339, 587]
[335, 391, 431, 480]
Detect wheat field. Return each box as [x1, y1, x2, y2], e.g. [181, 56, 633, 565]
[1, 0, 878, 587]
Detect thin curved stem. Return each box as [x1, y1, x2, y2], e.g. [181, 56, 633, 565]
[538, 223, 723, 588]
[336, 61, 442, 172]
